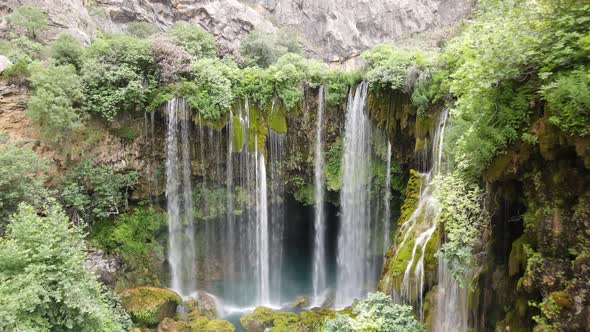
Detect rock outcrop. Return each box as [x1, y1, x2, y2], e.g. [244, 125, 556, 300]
[1, 0, 471, 62]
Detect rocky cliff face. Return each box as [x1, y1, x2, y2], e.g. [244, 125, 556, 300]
[0, 0, 471, 63]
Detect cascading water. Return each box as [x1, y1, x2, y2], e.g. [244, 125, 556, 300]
[335, 81, 372, 308]
[433, 256, 468, 331]
[165, 98, 197, 297]
[268, 129, 286, 305]
[383, 141, 392, 251]
[394, 110, 448, 316]
[255, 142, 270, 306]
[312, 86, 327, 304]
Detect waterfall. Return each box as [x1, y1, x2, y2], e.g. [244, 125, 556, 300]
[335, 81, 372, 308]
[312, 86, 327, 304]
[383, 141, 392, 251]
[165, 98, 197, 296]
[255, 143, 270, 306]
[394, 110, 448, 314]
[268, 130, 285, 305]
[433, 256, 468, 331]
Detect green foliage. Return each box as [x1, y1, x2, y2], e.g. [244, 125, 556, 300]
[542, 67, 590, 135]
[59, 160, 138, 223]
[127, 21, 159, 38]
[92, 207, 166, 288]
[323, 292, 424, 332]
[190, 58, 235, 120]
[324, 70, 361, 107]
[0, 203, 131, 331]
[49, 33, 84, 69]
[433, 173, 488, 285]
[169, 22, 216, 58]
[0, 58, 31, 85]
[325, 139, 343, 191]
[0, 140, 49, 220]
[240, 29, 302, 68]
[7, 5, 48, 40]
[0, 36, 43, 63]
[361, 44, 435, 92]
[27, 62, 85, 144]
[439, 0, 590, 176]
[81, 34, 157, 120]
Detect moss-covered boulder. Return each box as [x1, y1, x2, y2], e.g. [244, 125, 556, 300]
[121, 287, 182, 327]
[185, 292, 219, 321]
[157, 317, 190, 332]
[240, 307, 275, 332]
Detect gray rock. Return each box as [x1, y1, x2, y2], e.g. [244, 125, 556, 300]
[0, 55, 11, 73]
[0, 0, 471, 62]
[84, 247, 121, 285]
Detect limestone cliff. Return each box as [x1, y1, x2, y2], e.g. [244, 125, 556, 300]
[0, 0, 471, 63]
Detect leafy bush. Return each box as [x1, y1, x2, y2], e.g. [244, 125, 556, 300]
[542, 67, 590, 136]
[0, 36, 43, 63]
[149, 35, 192, 83]
[0, 140, 49, 220]
[168, 22, 216, 58]
[433, 173, 489, 284]
[240, 29, 302, 67]
[27, 62, 85, 144]
[7, 5, 48, 40]
[59, 160, 138, 223]
[439, 0, 590, 176]
[361, 44, 434, 92]
[0, 203, 131, 331]
[323, 292, 424, 332]
[49, 33, 84, 69]
[81, 34, 157, 120]
[92, 207, 166, 288]
[189, 58, 235, 120]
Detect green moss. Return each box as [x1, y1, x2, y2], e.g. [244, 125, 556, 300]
[232, 114, 245, 152]
[203, 320, 235, 332]
[240, 307, 275, 332]
[325, 139, 343, 192]
[247, 104, 269, 154]
[269, 312, 300, 332]
[189, 317, 210, 331]
[267, 103, 287, 134]
[120, 287, 182, 327]
[509, 235, 529, 277]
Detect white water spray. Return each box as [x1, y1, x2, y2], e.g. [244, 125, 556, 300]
[312, 86, 327, 304]
[335, 82, 372, 308]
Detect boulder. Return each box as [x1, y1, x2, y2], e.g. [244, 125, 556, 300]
[0, 55, 11, 73]
[293, 295, 309, 308]
[239, 307, 275, 332]
[84, 247, 122, 285]
[186, 291, 220, 320]
[157, 318, 190, 332]
[120, 287, 182, 327]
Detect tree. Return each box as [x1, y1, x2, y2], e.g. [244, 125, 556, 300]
[0, 138, 49, 221]
[169, 22, 216, 58]
[59, 160, 138, 223]
[240, 29, 302, 68]
[81, 34, 157, 120]
[8, 5, 48, 40]
[26, 62, 85, 144]
[0, 203, 131, 331]
[49, 33, 84, 70]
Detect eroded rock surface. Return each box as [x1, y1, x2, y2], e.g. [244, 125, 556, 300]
[0, 0, 471, 62]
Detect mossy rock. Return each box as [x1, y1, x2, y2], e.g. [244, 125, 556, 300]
[267, 104, 287, 134]
[157, 317, 190, 332]
[202, 320, 235, 332]
[121, 286, 182, 327]
[509, 235, 529, 277]
[240, 307, 275, 332]
[231, 114, 245, 152]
